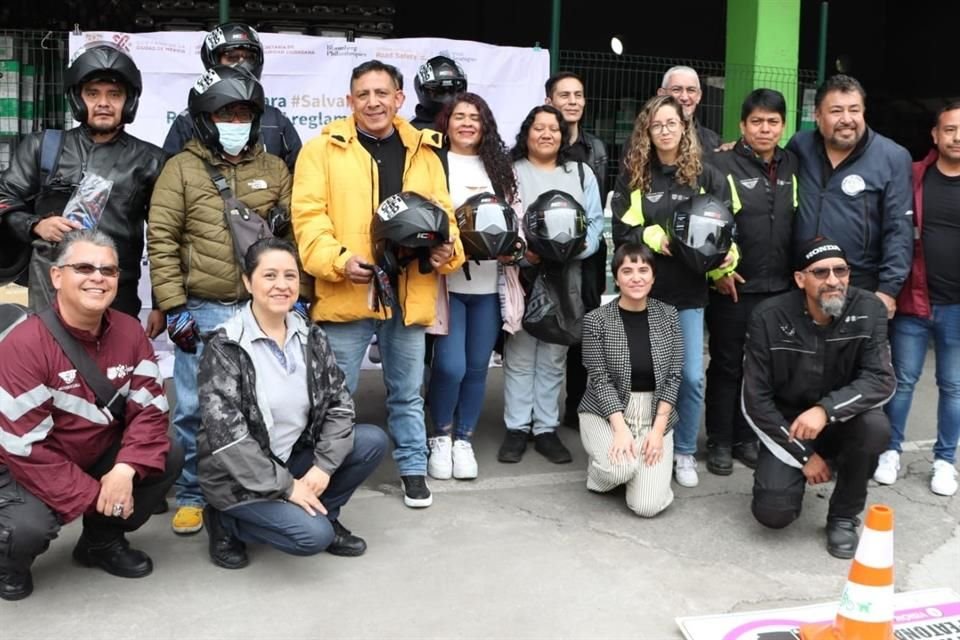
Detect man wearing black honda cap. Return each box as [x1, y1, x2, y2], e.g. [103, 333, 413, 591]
[163, 23, 301, 170]
[0, 43, 165, 332]
[742, 237, 895, 558]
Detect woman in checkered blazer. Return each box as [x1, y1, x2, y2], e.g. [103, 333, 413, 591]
[578, 242, 683, 516]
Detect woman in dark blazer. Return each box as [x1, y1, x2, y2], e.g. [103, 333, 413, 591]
[579, 242, 683, 516]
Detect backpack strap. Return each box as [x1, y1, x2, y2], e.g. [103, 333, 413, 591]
[38, 308, 126, 422]
[202, 161, 234, 199]
[39, 129, 64, 186]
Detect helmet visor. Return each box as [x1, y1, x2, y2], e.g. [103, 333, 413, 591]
[542, 207, 580, 241]
[474, 203, 510, 233]
[685, 215, 728, 248]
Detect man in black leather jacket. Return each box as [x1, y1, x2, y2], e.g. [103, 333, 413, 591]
[742, 237, 895, 559]
[0, 44, 166, 333]
[545, 71, 609, 427]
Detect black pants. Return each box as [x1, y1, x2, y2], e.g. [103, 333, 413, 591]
[704, 290, 778, 447]
[751, 409, 890, 529]
[0, 440, 183, 573]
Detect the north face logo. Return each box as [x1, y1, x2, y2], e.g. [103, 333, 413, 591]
[740, 178, 760, 190]
[58, 369, 77, 384]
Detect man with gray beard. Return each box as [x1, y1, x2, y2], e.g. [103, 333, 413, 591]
[741, 237, 895, 559]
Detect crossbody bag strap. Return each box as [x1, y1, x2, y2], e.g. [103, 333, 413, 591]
[38, 308, 126, 421]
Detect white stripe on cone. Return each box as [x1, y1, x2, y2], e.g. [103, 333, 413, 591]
[836, 582, 894, 624]
[854, 528, 894, 568]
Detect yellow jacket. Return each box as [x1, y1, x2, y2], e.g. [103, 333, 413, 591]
[292, 116, 462, 325]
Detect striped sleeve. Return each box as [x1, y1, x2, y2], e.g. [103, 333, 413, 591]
[0, 324, 101, 522]
[114, 331, 171, 479]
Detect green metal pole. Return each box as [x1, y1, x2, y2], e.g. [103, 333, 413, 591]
[549, 0, 560, 74]
[219, 0, 230, 24]
[816, 1, 828, 84]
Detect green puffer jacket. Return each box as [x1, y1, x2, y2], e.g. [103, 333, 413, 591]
[148, 139, 292, 311]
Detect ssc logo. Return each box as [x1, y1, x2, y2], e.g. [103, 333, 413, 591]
[376, 194, 409, 221]
[204, 28, 227, 50]
[841, 174, 866, 196]
[194, 69, 221, 94]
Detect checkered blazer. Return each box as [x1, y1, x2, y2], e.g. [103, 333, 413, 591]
[578, 297, 682, 431]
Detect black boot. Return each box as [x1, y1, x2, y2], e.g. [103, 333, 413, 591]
[732, 441, 760, 469]
[826, 518, 860, 559]
[534, 431, 573, 464]
[328, 520, 367, 557]
[706, 443, 733, 476]
[497, 430, 528, 463]
[203, 505, 249, 569]
[0, 569, 32, 601]
[73, 534, 153, 578]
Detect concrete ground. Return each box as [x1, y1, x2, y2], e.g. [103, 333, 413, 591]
[2, 354, 958, 639]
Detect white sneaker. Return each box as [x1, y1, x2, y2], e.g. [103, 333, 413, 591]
[452, 440, 478, 479]
[930, 459, 959, 497]
[674, 454, 699, 488]
[873, 450, 900, 485]
[427, 436, 453, 480]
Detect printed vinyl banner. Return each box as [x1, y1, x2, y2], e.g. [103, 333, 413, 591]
[68, 31, 552, 147]
[676, 588, 960, 640]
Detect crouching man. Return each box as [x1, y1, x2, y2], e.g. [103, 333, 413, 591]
[742, 237, 894, 558]
[0, 230, 182, 600]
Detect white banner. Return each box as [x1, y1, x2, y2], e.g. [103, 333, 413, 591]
[68, 31, 551, 147]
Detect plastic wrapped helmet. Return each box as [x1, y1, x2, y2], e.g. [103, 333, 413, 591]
[372, 192, 450, 277]
[201, 23, 264, 79]
[456, 193, 520, 260]
[414, 56, 467, 109]
[523, 190, 587, 264]
[668, 194, 736, 274]
[65, 43, 142, 124]
[188, 65, 265, 155]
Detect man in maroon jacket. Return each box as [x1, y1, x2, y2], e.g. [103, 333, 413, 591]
[0, 229, 182, 601]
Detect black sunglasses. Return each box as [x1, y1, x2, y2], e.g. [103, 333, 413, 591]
[59, 262, 120, 278]
[805, 265, 850, 280]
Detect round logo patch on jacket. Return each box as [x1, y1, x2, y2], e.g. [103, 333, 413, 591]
[841, 174, 866, 196]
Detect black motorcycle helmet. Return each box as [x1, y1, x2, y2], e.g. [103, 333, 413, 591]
[523, 190, 587, 264]
[0, 303, 29, 342]
[65, 43, 142, 125]
[414, 56, 467, 110]
[668, 194, 736, 274]
[188, 65, 265, 156]
[201, 23, 264, 79]
[372, 192, 450, 278]
[456, 193, 520, 260]
[0, 236, 30, 287]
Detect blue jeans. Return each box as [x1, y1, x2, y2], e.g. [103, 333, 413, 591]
[322, 306, 428, 476]
[173, 298, 240, 507]
[219, 424, 388, 555]
[674, 307, 705, 456]
[503, 329, 568, 434]
[427, 292, 501, 440]
[884, 305, 960, 464]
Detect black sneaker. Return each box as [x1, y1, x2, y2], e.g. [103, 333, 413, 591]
[0, 570, 32, 601]
[706, 443, 733, 476]
[534, 431, 573, 464]
[328, 520, 367, 557]
[732, 440, 760, 469]
[400, 475, 433, 508]
[497, 429, 528, 463]
[203, 505, 249, 570]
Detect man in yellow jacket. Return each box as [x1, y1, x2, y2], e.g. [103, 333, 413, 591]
[292, 60, 462, 509]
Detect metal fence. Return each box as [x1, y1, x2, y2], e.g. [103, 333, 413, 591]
[558, 50, 818, 195]
[0, 30, 71, 170]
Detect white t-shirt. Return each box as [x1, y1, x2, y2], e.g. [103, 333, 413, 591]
[446, 152, 499, 295]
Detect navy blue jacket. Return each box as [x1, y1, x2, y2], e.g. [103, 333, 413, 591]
[787, 128, 913, 297]
[162, 104, 302, 171]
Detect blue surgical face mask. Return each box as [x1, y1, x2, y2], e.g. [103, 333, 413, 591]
[215, 122, 252, 155]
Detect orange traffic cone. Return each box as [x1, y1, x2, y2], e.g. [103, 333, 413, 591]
[800, 504, 895, 640]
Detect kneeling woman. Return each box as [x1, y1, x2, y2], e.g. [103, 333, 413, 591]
[197, 239, 388, 568]
[579, 243, 683, 517]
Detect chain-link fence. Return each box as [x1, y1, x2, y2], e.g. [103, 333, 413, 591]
[558, 50, 818, 195]
[0, 30, 70, 170]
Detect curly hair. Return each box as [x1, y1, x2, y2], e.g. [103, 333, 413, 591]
[509, 105, 573, 167]
[436, 92, 517, 202]
[622, 95, 702, 192]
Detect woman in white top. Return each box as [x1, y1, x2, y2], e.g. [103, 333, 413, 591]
[425, 93, 519, 480]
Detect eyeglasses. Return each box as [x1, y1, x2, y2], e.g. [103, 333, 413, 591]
[805, 265, 850, 280]
[221, 49, 257, 64]
[649, 120, 681, 135]
[212, 106, 255, 123]
[59, 262, 120, 278]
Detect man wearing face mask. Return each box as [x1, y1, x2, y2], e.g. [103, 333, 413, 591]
[147, 65, 292, 536]
[162, 23, 301, 171]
